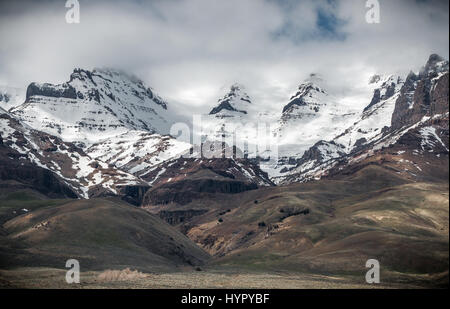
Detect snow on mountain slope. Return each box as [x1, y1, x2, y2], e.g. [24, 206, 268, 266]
[85, 130, 191, 177]
[140, 156, 273, 190]
[11, 68, 175, 146]
[0, 110, 144, 198]
[272, 54, 449, 184]
[259, 74, 368, 179]
[0, 85, 25, 111]
[202, 83, 254, 141]
[333, 74, 404, 152]
[209, 83, 252, 117]
[7, 68, 196, 179]
[200, 83, 275, 159]
[274, 74, 361, 158]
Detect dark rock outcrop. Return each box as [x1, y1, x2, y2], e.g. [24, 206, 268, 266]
[26, 82, 77, 101]
[209, 100, 247, 115]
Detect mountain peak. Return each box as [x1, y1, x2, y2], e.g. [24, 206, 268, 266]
[209, 83, 251, 115]
[282, 75, 327, 115]
[12, 67, 173, 144]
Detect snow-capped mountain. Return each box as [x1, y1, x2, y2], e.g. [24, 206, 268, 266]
[333, 74, 404, 153]
[202, 84, 254, 142]
[209, 83, 252, 117]
[274, 54, 449, 184]
[11, 68, 175, 146]
[8, 68, 195, 179]
[200, 83, 270, 158]
[0, 109, 146, 199]
[0, 85, 25, 111]
[2, 55, 447, 191]
[274, 74, 360, 158]
[279, 73, 329, 125]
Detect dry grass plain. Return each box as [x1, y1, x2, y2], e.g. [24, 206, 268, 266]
[0, 267, 434, 289]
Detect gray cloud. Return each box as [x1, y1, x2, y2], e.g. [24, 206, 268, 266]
[0, 0, 448, 116]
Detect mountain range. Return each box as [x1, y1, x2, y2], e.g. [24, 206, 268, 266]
[0, 54, 448, 288]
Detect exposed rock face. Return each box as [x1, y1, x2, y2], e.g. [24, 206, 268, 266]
[26, 82, 77, 101]
[396, 118, 449, 156]
[364, 75, 402, 112]
[391, 54, 449, 130]
[210, 100, 247, 115]
[8, 68, 192, 191]
[203, 84, 262, 161]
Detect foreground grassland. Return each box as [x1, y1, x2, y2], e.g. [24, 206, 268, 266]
[0, 267, 438, 289]
[0, 165, 448, 289]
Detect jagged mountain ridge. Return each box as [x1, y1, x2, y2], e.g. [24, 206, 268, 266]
[1, 71, 277, 203]
[2, 55, 448, 191]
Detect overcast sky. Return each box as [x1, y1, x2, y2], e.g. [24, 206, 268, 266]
[0, 0, 448, 115]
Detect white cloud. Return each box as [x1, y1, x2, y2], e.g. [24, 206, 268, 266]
[0, 0, 448, 116]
